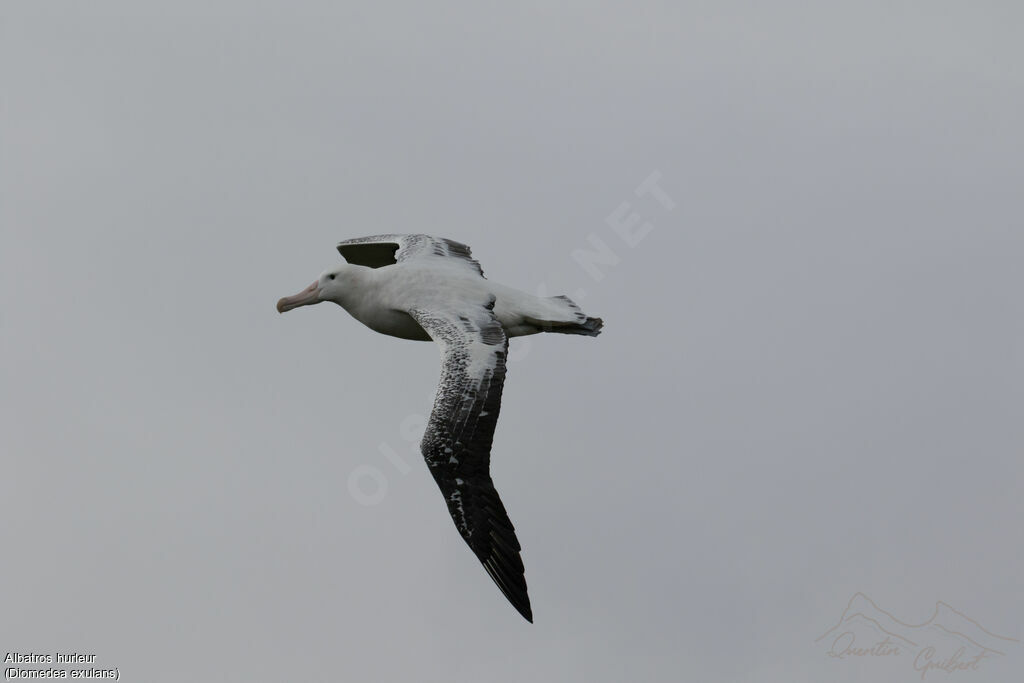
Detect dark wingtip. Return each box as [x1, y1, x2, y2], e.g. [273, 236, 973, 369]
[506, 587, 533, 623]
[478, 532, 533, 623]
[481, 552, 533, 623]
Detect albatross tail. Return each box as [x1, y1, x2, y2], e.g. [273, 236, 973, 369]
[525, 295, 604, 336]
[549, 315, 604, 336]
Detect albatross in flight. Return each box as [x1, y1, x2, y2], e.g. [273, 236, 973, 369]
[277, 234, 602, 622]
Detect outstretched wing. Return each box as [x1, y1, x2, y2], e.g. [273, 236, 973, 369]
[408, 300, 531, 622]
[337, 234, 485, 276]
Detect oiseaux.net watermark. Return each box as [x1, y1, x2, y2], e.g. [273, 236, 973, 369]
[346, 170, 676, 506]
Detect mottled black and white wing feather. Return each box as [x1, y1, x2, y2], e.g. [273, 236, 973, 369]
[337, 234, 485, 276]
[408, 300, 531, 622]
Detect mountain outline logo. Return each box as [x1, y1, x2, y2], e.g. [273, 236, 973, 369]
[816, 592, 1018, 678]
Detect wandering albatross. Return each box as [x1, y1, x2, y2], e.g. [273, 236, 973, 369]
[277, 234, 602, 622]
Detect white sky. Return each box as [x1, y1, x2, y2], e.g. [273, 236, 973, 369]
[2, 2, 1022, 682]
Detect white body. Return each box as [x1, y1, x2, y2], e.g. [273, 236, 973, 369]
[326, 261, 579, 340]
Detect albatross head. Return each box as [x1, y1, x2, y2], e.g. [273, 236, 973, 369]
[276, 266, 352, 313]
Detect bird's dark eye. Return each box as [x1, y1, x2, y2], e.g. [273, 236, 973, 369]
[329, 274, 336, 280]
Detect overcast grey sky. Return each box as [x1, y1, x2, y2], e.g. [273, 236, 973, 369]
[2, 2, 1022, 682]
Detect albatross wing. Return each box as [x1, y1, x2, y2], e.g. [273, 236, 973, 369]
[337, 234, 485, 276]
[408, 298, 531, 622]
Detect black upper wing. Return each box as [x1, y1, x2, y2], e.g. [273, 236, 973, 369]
[408, 302, 531, 622]
[337, 234, 485, 276]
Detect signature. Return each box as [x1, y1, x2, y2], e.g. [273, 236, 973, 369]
[817, 593, 1017, 679]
